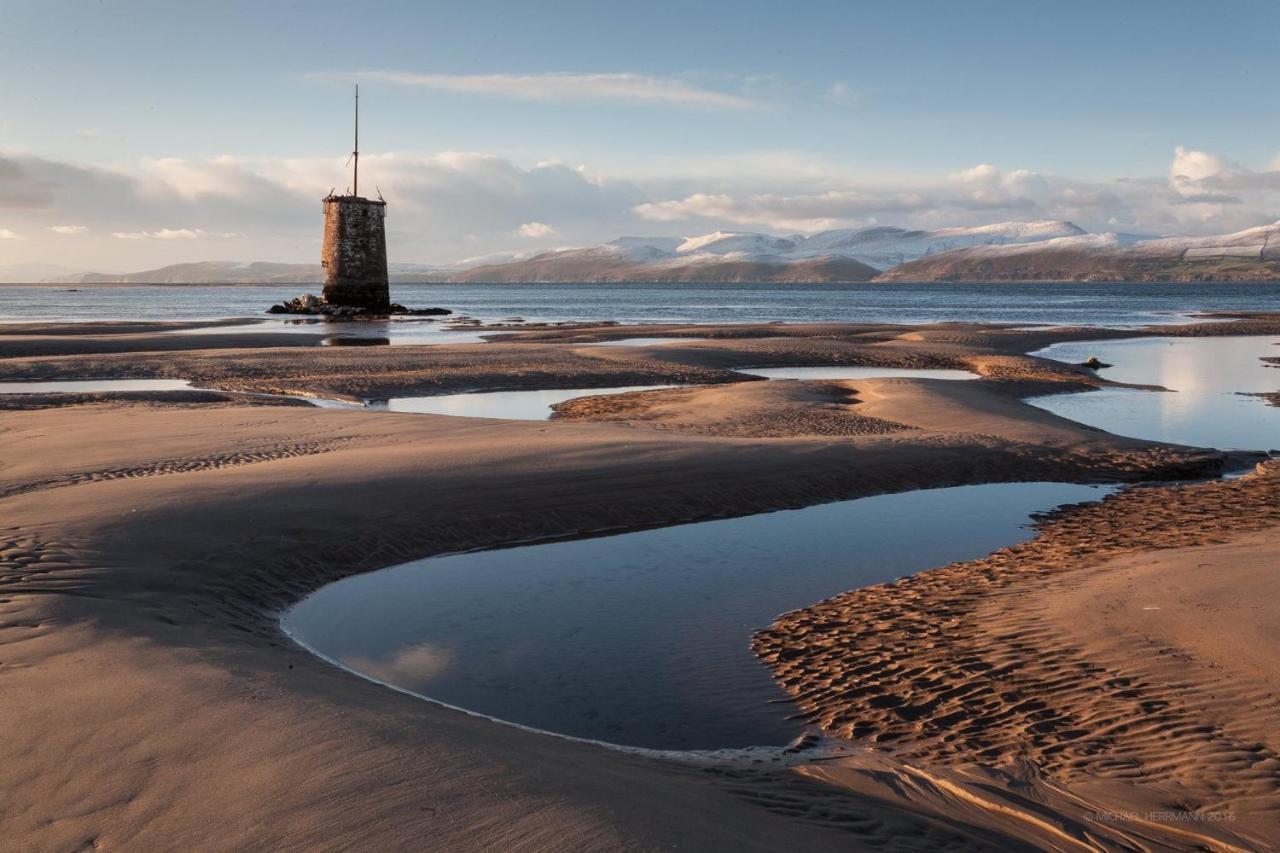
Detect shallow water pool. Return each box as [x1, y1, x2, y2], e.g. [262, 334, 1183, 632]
[1031, 336, 1279, 451]
[170, 319, 495, 347]
[283, 481, 1110, 750]
[372, 364, 975, 421]
[373, 385, 678, 420]
[739, 366, 976, 381]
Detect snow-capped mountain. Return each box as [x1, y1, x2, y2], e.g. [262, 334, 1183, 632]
[641, 221, 1089, 269]
[674, 231, 799, 257]
[447, 250, 549, 270]
[878, 221, 1280, 282]
[448, 231, 874, 282]
[787, 221, 1090, 268]
[450, 220, 1092, 282]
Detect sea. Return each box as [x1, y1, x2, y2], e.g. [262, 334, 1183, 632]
[4, 281, 1280, 327]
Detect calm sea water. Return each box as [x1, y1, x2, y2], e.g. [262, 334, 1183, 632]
[4, 282, 1280, 327]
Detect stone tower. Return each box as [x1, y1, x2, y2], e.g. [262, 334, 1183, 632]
[321, 194, 389, 311]
[321, 85, 390, 311]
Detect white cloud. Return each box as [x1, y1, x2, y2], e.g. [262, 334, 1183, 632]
[516, 221, 558, 238]
[333, 71, 762, 110]
[630, 149, 1280, 236]
[0, 151, 645, 267]
[139, 156, 284, 201]
[634, 149, 1266, 236]
[112, 228, 206, 240]
[1170, 146, 1230, 184]
[49, 224, 87, 234]
[1165, 146, 1280, 203]
[634, 193, 733, 222]
[0, 229, 22, 239]
[635, 188, 938, 232]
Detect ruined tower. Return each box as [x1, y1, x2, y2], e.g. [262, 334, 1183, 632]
[321, 85, 390, 311]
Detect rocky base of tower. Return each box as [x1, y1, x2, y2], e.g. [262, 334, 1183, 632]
[267, 293, 452, 318]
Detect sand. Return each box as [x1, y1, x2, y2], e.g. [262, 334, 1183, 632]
[0, 403, 1049, 852]
[756, 462, 1280, 849]
[2, 314, 1279, 850]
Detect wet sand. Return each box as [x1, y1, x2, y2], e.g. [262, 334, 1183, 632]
[756, 461, 1280, 850]
[1, 314, 1279, 850]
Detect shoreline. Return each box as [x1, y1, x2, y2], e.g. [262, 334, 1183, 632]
[1, 315, 1278, 849]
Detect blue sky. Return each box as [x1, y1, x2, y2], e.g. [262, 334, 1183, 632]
[3, 0, 1280, 269]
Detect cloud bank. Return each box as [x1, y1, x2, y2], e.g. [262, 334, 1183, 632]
[633, 154, 1280, 236]
[322, 71, 762, 110]
[2, 146, 1279, 269]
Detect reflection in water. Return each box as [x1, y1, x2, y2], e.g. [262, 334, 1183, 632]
[284, 481, 1110, 750]
[375, 385, 678, 420]
[340, 642, 454, 685]
[1031, 336, 1280, 450]
[323, 336, 392, 347]
[740, 366, 976, 381]
[1036, 335, 1279, 392]
[169, 318, 495, 346]
[373, 367, 975, 421]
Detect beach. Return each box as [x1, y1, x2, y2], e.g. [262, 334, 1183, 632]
[2, 313, 1278, 850]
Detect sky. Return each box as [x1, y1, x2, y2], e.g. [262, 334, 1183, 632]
[2, 0, 1280, 272]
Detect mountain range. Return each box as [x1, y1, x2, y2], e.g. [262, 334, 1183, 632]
[878, 222, 1280, 282]
[444, 221, 1091, 283]
[13, 220, 1280, 284]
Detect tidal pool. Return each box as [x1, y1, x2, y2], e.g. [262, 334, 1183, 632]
[1031, 336, 1279, 450]
[372, 365, 975, 421]
[373, 385, 678, 420]
[169, 319, 495, 346]
[283, 481, 1110, 751]
[739, 366, 976, 381]
[0, 379, 193, 393]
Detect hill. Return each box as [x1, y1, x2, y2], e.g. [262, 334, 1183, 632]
[877, 223, 1280, 282]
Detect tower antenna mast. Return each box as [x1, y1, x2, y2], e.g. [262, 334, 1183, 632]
[352, 84, 359, 197]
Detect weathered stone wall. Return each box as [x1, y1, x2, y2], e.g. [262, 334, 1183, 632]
[321, 196, 389, 310]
